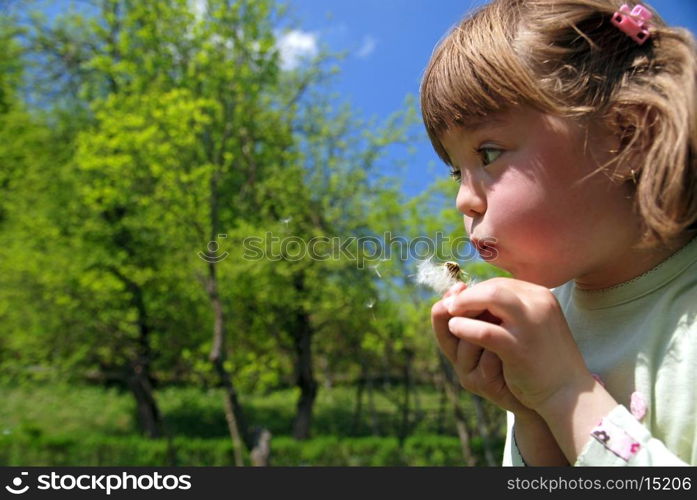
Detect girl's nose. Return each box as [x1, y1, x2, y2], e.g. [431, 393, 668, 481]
[455, 180, 486, 218]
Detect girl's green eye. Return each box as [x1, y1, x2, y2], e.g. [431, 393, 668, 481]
[478, 147, 502, 166]
[448, 167, 461, 182]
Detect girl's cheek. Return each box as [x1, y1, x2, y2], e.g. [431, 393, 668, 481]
[490, 184, 543, 226]
[489, 186, 565, 248]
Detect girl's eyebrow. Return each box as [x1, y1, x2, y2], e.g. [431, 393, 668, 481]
[441, 114, 510, 164]
[461, 114, 508, 133]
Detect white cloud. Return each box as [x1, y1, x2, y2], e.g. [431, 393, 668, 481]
[276, 30, 319, 70]
[356, 35, 377, 59]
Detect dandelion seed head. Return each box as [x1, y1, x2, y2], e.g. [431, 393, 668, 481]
[415, 258, 470, 295]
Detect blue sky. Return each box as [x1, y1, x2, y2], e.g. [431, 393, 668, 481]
[37, 0, 697, 198]
[279, 0, 697, 198]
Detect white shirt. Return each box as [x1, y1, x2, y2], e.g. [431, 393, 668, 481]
[504, 236, 697, 466]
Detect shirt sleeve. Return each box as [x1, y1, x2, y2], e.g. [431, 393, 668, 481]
[575, 405, 689, 466]
[502, 411, 526, 466]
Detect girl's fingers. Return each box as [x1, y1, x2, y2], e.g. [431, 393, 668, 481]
[445, 280, 522, 323]
[454, 337, 484, 373]
[443, 281, 467, 299]
[447, 316, 513, 356]
[432, 280, 469, 362]
[478, 349, 503, 382]
[431, 299, 458, 363]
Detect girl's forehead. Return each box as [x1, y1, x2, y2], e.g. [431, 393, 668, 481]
[446, 107, 537, 138]
[458, 113, 510, 134]
[441, 109, 585, 150]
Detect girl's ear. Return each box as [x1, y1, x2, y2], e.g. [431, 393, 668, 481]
[585, 113, 629, 183]
[604, 103, 658, 184]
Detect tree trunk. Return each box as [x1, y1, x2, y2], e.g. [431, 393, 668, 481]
[397, 350, 413, 445]
[471, 394, 497, 466]
[207, 259, 252, 466]
[127, 364, 162, 439]
[250, 428, 272, 466]
[290, 273, 318, 440]
[351, 364, 367, 435]
[205, 170, 263, 465]
[131, 283, 162, 439]
[437, 354, 476, 466]
[107, 265, 163, 439]
[367, 375, 379, 435]
[291, 309, 317, 439]
[413, 377, 423, 422]
[436, 379, 447, 434]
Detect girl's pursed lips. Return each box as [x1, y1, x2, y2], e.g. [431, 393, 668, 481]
[471, 237, 499, 261]
[471, 237, 497, 249]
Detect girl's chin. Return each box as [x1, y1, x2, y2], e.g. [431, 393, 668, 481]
[487, 252, 571, 288]
[510, 269, 569, 288]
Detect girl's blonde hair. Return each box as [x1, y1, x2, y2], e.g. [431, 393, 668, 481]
[421, 0, 697, 246]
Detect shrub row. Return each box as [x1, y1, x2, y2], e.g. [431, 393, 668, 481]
[0, 432, 501, 466]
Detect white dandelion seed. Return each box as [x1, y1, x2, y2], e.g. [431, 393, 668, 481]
[415, 258, 470, 295]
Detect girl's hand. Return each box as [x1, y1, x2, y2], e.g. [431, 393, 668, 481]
[432, 279, 570, 464]
[443, 277, 595, 416]
[431, 281, 529, 414]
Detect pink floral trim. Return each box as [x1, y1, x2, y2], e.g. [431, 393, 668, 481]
[630, 391, 647, 421]
[591, 417, 641, 462]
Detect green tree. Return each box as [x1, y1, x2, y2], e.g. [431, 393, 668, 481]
[16, 0, 288, 459]
[2, 0, 505, 464]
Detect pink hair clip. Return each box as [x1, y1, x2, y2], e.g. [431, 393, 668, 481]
[611, 4, 654, 45]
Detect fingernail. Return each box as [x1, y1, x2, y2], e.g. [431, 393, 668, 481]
[448, 317, 461, 330]
[443, 296, 454, 312]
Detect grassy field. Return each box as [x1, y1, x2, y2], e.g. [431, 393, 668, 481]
[0, 383, 505, 466]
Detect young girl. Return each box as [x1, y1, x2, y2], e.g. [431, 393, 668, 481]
[421, 0, 697, 465]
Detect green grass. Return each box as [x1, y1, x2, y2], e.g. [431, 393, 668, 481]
[0, 383, 135, 437]
[0, 382, 505, 466]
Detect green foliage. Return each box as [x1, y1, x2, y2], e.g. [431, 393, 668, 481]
[0, 0, 510, 464]
[0, 431, 484, 466]
[0, 382, 506, 466]
[0, 383, 505, 439]
[0, 383, 135, 437]
[0, 17, 23, 113]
